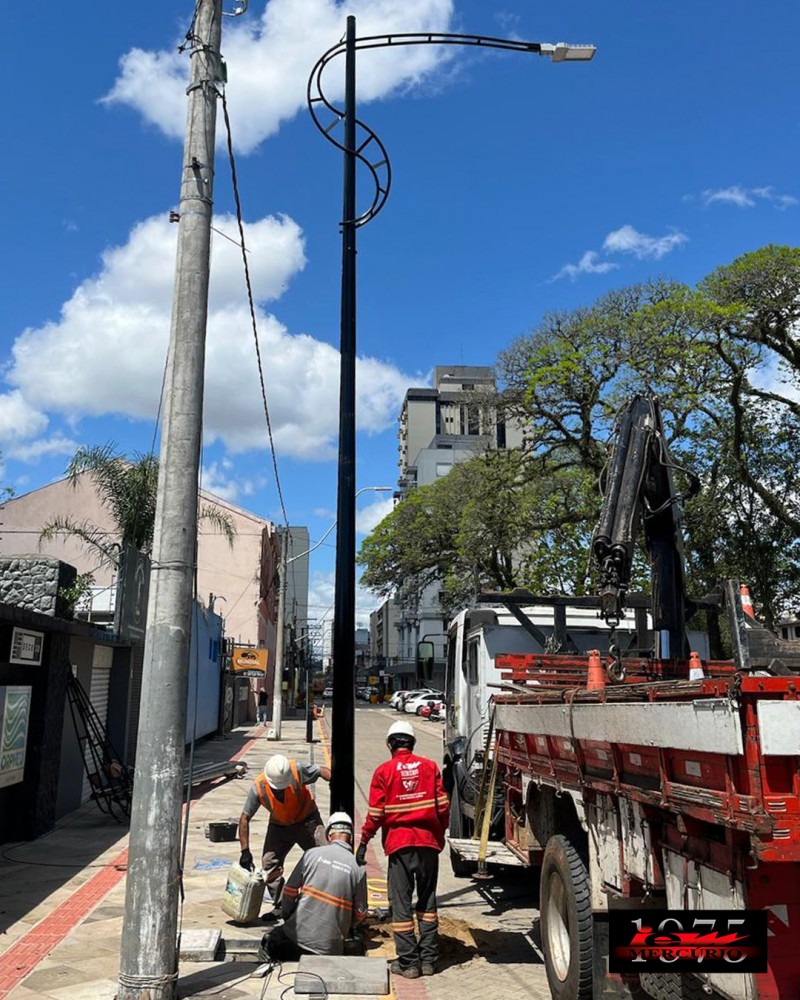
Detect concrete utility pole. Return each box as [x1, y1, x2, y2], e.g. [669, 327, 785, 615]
[117, 2, 223, 998]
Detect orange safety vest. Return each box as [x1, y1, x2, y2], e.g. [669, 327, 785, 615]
[254, 760, 316, 826]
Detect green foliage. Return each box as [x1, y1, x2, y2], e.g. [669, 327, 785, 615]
[360, 245, 800, 630]
[40, 443, 236, 568]
[58, 571, 96, 619]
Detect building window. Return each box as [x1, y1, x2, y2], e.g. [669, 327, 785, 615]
[435, 463, 450, 477]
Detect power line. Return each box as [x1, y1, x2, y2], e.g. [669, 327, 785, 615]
[219, 88, 290, 529]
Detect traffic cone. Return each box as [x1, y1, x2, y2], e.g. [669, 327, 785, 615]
[740, 585, 757, 621]
[587, 649, 606, 691]
[688, 651, 705, 681]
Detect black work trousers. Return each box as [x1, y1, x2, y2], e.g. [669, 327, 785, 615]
[387, 846, 440, 970]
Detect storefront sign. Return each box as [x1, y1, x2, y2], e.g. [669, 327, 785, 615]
[9, 628, 44, 666]
[0, 686, 32, 788]
[115, 544, 151, 643]
[230, 646, 268, 677]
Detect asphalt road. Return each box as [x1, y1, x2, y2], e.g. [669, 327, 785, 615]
[351, 703, 552, 1000]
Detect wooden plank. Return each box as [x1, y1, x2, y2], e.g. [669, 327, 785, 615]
[447, 837, 525, 866]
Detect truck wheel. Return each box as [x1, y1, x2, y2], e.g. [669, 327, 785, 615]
[639, 973, 715, 1000]
[448, 786, 477, 878]
[540, 835, 592, 1000]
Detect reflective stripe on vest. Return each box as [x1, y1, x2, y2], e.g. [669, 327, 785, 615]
[255, 760, 315, 825]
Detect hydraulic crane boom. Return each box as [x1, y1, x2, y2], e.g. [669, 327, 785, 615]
[592, 395, 697, 661]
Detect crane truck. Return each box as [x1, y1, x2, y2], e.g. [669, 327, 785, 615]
[443, 395, 800, 1000]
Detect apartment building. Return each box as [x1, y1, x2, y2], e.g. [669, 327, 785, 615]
[391, 366, 526, 686]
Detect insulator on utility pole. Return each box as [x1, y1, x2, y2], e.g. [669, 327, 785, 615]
[117, 2, 223, 998]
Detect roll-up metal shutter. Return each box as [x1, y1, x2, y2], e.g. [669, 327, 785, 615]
[81, 646, 113, 802]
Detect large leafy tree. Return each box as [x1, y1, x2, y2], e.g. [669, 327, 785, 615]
[358, 450, 599, 616]
[360, 246, 800, 633]
[40, 444, 236, 568]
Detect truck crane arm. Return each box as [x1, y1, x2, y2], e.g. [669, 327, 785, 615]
[592, 395, 698, 661]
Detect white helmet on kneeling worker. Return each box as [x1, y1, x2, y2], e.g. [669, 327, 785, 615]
[326, 811, 354, 837]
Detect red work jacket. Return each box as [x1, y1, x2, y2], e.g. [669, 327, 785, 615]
[254, 760, 316, 826]
[360, 749, 449, 855]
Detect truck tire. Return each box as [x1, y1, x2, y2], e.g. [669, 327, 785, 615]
[540, 834, 592, 1000]
[448, 785, 477, 878]
[639, 973, 715, 1000]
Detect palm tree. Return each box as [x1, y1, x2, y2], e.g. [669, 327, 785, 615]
[39, 444, 235, 567]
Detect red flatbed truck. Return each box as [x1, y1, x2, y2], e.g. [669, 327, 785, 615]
[443, 397, 800, 1000]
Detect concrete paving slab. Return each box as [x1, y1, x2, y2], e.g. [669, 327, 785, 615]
[295, 956, 389, 995]
[45, 978, 119, 1000]
[179, 928, 222, 962]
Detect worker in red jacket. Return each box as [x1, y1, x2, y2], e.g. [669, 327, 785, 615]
[356, 720, 450, 979]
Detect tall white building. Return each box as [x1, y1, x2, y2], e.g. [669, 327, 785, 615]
[388, 366, 526, 688]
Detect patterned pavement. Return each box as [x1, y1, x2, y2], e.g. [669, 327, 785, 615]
[0, 709, 551, 1000]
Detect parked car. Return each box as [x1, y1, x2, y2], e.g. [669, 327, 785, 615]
[388, 690, 408, 709]
[404, 691, 443, 715]
[394, 688, 433, 712]
[323, 686, 333, 699]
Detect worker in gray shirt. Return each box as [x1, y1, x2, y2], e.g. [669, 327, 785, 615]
[238, 754, 331, 918]
[262, 812, 368, 960]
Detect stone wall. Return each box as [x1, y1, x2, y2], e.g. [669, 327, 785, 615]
[0, 556, 77, 618]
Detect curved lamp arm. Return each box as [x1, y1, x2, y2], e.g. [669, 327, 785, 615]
[307, 32, 595, 228]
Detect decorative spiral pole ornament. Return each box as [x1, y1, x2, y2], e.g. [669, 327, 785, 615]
[307, 32, 595, 228]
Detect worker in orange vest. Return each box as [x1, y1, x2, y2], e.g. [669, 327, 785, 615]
[238, 753, 331, 919]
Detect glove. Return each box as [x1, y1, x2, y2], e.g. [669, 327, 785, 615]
[355, 843, 367, 867]
[239, 848, 255, 872]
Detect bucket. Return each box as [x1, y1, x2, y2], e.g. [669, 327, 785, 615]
[221, 863, 266, 924]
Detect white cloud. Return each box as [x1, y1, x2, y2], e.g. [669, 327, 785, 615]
[702, 185, 797, 210]
[0, 391, 48, 445]
[308, 569, 382, 631]
[356, 495, 395, 535]
[103, 0, 455, 154]
[5, 434, 81, 464]
[550, 250, 618, 283]
[602, 224, 687, 260]
[5, 211, 414, 461]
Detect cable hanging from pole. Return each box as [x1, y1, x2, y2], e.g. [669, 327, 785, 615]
[219, 87, 290, 529]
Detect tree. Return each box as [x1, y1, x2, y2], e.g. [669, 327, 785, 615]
[497, 253, 800, 628]
[360, 247, 800, 631]
[358, 450, 598, 616]
[39, 444, 235, 568]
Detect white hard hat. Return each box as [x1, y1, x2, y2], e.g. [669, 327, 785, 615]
[387, 720, 415, 741]
[265, 754, 293, 790]
[326, 811, 354, 834]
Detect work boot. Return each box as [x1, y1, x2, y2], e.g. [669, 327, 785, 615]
[390, 961, 421, 979]
[421, 962, 437, 976]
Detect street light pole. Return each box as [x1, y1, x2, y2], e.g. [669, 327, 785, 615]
[269, 533, 288, 739]
[309, 24, 594, 820]
[330, 14, 358, 817]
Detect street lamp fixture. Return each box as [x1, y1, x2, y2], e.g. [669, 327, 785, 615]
[544, 42, 597, 62]
[308, 19, 595, 817]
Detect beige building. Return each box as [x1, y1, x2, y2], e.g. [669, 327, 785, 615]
[0, 474, 276, 648]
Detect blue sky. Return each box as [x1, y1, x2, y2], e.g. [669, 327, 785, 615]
[3, 0, 799, 628]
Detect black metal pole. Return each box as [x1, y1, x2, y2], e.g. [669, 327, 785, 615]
[330, 14, 357, 818]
